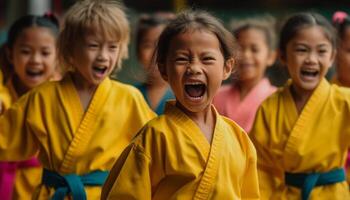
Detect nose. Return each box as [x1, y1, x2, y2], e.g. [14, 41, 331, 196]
[305, 51, 317, 64]
[97, 47, 108, 62]
[241, 48, 251, 59]
[186, 61, 202, 75]
[30, 52, 42, 64]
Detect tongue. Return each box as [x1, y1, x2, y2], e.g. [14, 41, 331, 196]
[186, 85, 204, 97]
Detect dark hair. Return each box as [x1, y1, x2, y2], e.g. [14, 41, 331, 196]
[7, 14, 59, 49]
[156, 10, 236, 74]
[0, 14, 59, 82]
[136, 13, 174, 54]
[279, 12, 336, 58]
[231, 15, 277, 50]
[333, 13, 350, 41]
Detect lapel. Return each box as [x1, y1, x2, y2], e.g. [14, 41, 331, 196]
[282, 79, 330, 168]
[192, 109, 225, 200]
[58, 75, 112, 173]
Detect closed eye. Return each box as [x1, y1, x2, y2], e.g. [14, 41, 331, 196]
[175, 57, 189, 64]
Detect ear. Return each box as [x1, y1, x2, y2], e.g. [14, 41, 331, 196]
[223, 58, 235, 80]
[5, 46, 13, 64]
[266, 50, 277, 67]
[329, 48, 337, 68]
[278, 49, 286, 66]
[158, 63, 168, 82]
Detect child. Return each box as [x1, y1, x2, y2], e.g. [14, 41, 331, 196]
[101, 10, 260, 200]
[332, 10, 350, 186]
[333, 11, 350, 87]
[250, 12, 350, 200]
[0, 14, 59, 200]
[213, 16, 277, 132]
[135, 12, 175, 115]
[0, 0, 155, 199]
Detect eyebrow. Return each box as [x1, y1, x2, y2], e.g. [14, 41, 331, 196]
[293, 43, 330, 48]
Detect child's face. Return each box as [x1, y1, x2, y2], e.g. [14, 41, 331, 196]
[336, 27, 350, 82]
[283, 26, 334, 92]
[9, 27, 56, 89]
[138, 25, 165, 70]
[163, 30, 233, 113]
[138, 25, 165, 80]
[72, 32, 119, 86]
[236, 28, 275, 83]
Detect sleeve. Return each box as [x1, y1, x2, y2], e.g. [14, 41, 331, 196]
[241, 137, 260, 200]
[0, 93, 39, 161]
[101, 142, 152, 200]
[249, 106, 284, 200]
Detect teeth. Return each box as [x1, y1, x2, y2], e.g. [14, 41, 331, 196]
[185, 82, 203, 85]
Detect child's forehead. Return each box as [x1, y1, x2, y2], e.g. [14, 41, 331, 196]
[82, 27, 120, 42]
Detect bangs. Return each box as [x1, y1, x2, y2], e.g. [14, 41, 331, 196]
[58, 0, 130, 71]
[79, 9, 129, 43]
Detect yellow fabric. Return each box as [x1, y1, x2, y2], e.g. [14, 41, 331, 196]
[102, 102, 260, 200]
[0, 77, 12, 111]
[250, 79, 350, 200]
[332, 77, 350, 186]
[0, 76, 42, 200]
[0, 73, 156, 200]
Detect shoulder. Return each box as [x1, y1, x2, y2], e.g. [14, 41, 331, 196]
[259, 86, 284, 110]
[329, 84, 350, 107]
[109, 80, 148, 105]
[130, 115, 176, 156]
[219, 116, 257, 157]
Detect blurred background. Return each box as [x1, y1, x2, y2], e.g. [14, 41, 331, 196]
[0, 0, 349, 85]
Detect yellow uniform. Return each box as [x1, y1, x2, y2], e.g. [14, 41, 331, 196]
[250, 79, 350, 199]
[332, 76, 350, 186]
[102, 102, 260, 200]
[0, 73, 156, 199]
[0, 76, 42, 200]
[0, 72, 11, 110]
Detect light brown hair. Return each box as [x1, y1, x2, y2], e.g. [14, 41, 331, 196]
[57, 0, 130, 71]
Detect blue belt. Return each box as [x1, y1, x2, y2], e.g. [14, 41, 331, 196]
[42, 168, 109, 200]
[285, 168, 345, 200]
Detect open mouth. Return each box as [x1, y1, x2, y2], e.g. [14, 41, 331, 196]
[92, 66, 108, 75]
[300, 69, 319, 78]
[26, 69, 44, 77]
[184, 82, 206, 99]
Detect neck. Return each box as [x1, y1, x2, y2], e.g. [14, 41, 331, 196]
[12, 75, 29, 97]
[71, 72, 97, 94]
[176, 101, 216, 143]
[237, 78, 262, 100]
[290, 84, 313, 114]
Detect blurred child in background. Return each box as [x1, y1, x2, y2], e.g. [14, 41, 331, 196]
[135, 12, 175, 114]
[0, 0, 155, 199]
[102, 10, 259, 200]
[0, 14, 59, 200]
[213, 16, 277, 132]
[250, 12, 350, 200]
[332, 10, 350, 185]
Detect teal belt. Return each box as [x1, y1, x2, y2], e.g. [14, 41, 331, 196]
[42, 169, 109, 200]
[285, 168, 345, 200]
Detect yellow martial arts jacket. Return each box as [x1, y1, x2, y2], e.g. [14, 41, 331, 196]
[0, 73, 156, 199]
[332, 76, 350, 185]
[0, 73, 11, 111]
[102, 101, 260, 200]
[0, 77, 42, 200]
[250, 79, 350, 199]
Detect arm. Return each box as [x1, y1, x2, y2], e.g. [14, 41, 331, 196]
[241, 138, 260, 200]
[101, 143, 152, 200]
[0, 93, 39, 161]
[249, 106, 284, 199]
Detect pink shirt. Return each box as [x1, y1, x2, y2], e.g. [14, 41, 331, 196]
[213, 78, 276, 132]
